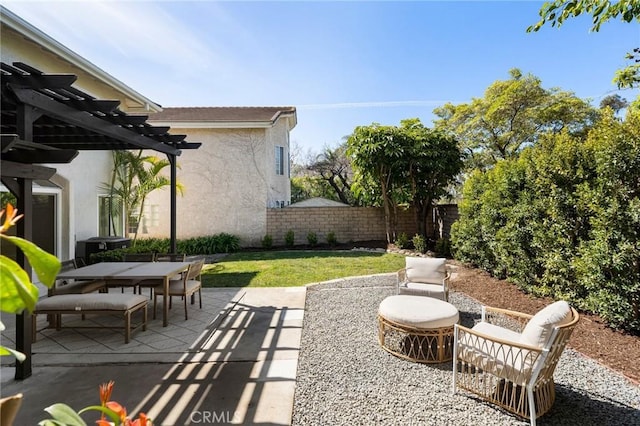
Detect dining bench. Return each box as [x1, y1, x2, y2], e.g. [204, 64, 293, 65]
[32, 293, 148, 343]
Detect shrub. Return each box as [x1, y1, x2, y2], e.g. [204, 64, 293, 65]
[435, 238, 451, 258]
[450, 109, 640, 333]
[412, 234, 427, 253]
[394, 232, 409, 249]
[326, 231, 338, 246]
[284, 230, 295, 247]
[261, 234, 273, 249]
[307, 231, 318, 246]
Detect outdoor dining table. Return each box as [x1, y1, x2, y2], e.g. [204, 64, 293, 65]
[57, 261, 192, 327]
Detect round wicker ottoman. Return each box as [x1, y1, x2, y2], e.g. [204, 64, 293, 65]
[378, 295, 459, 363]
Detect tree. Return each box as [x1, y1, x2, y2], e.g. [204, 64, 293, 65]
[433, 68, 597, 170]
[347, 123, 409, 242]
[400, 119, 463, 237]
[527, 0, 640, 89]
[103, 151, 183, 243]
[307, 143, 355, 205]
[599, 94, 629, 113]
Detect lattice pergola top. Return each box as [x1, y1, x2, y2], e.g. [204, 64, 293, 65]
[1, 61, 201, 165]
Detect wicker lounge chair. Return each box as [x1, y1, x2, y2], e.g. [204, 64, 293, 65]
[452, 301, 579, 425]
[397, 257, 450, 301]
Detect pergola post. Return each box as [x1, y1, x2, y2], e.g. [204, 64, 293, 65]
[14, 103, 37, 380]
[169, 153, 177, 254]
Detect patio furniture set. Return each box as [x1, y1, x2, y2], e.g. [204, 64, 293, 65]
[377, 256, 580, 426]
[32, 255, 205, 344]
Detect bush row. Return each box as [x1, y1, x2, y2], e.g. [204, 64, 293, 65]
[261, 230, 338, 249]
[451, 110, 640, 333]
[91, 233, 240, 262]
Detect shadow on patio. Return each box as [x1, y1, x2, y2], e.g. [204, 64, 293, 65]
[1, 287, 305, 425]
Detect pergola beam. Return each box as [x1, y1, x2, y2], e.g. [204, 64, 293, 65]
[10, 86, 182, 156]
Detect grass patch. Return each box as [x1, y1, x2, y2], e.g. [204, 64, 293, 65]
[202, 250, 405, 288]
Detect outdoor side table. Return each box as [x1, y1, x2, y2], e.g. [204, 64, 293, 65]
[378, 295, 459, 363]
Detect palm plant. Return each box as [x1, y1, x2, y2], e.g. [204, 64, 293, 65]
[102, 151, 183, 244]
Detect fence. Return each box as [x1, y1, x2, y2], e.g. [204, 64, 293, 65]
[265, 204, 458, 246]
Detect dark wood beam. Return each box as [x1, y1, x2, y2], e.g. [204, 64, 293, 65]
[0, 73, 77, 90]
[1, 160, 57, 179]
[61, 99, 120, 114]
[2, 149, 79, 164]
[1, 134, 19, 153]
[10, 87, 181, 156]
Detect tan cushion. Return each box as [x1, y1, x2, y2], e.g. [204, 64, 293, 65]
[36, 294, 147, 312]
[460, 322, 538, 385]
[520, 301, 572, 348]
[405, 257, 446, 284]
[378, 295, 458, 328]
[398, 283, 446, 300]
[55, 280, 105, 295]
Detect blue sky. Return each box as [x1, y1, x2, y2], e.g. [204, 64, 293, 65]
[3, 1, 639, 157]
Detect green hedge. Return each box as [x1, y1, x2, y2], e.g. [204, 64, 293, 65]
[90, 233, 240, 262]
[451, 110, 640, 333]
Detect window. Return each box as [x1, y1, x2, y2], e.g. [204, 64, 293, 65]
[98, 195, 124, 237]
[275, 146, 285, 175]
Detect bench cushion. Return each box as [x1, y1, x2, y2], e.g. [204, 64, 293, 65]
[36, 294, 147, 312]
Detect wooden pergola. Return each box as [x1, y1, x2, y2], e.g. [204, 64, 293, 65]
[1, 62, 201, 379]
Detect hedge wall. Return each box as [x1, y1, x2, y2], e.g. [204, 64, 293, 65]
[451, 110, 640, 333]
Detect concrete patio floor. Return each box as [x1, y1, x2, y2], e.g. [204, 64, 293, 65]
[0, 286, 306, 425]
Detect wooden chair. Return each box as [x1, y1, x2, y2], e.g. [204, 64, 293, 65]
[397, 257, 450, 301]
[51, 259, 106, 295]
[105, 253, 155, 294]
[452, 301, 579, 425]
[153, 258, 204, 320]
[137, 253, 187, 297]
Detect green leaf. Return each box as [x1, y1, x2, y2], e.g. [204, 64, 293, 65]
[78, 405, 121, 423]
[4, 235, 61, 287]
[42, 403, 87, 426]
[0, 255, 39, 313]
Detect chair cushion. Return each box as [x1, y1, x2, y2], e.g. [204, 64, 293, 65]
[158, 279, 201, 296]
[398, 282, 446, 300]
[461, 322, 538, 385]
[405, 257, 446, 284]
[36, 294, 147, 312]
[520, 301, 572, 348]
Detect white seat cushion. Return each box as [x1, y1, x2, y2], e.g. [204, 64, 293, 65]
[460, 322, 537, 384]
[520, 301, 572, 348]
[405, 257, 446, 284]
[378, 295, 458, 328]
[398, 282, 446, 300]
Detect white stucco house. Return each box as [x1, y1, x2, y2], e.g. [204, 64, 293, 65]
[1, 6, 297, 256]
[145, 107, 297, 246]
[1, 6, 169, 261]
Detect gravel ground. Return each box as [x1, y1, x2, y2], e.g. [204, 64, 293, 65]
[292, 274, 640, 426]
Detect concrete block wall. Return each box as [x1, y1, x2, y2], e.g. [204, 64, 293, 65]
[265, 205, 458, 246]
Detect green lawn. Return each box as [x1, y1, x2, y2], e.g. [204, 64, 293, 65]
[201, 250, 406, 287]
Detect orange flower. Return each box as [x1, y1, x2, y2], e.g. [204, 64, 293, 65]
[99, 381, 115, 407]
[0, 203, 24, 233]
[106, 401, 127, 423]
[130, 412, 151, 426]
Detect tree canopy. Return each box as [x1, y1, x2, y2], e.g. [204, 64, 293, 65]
[527, 0, 640, 89]
[347, 119, 462, 242]
[433, 68, 598, 170]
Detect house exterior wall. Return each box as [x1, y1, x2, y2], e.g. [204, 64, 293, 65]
[141, 127, 273, 246]
[49, 152, 114, 259]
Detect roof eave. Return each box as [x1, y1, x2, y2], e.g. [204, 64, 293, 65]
[0, 5, 162, 113]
